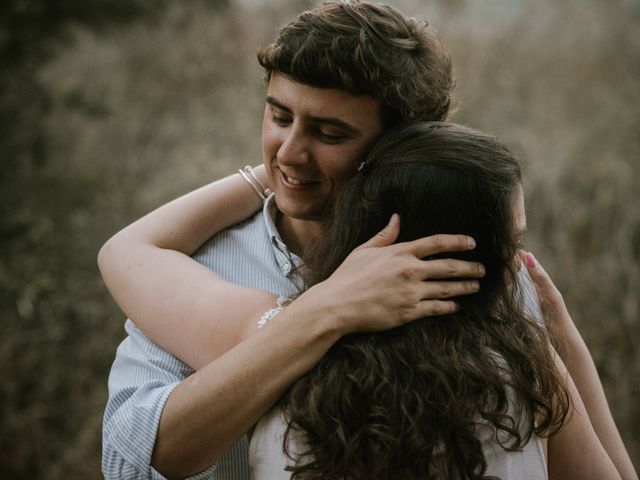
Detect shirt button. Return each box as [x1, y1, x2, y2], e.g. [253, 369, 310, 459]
[283, 262, 291, 274]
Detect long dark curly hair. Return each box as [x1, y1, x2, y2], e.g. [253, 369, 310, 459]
[280, 122, 569, 479]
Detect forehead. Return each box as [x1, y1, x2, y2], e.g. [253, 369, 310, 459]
[266, 73, 383, 131]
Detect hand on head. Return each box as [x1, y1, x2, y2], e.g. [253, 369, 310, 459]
[305, 213, 484, 335]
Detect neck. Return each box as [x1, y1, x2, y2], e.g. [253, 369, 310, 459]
[277, 213, 325, 259]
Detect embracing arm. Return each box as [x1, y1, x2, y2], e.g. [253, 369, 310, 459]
[525, 253, 637, 480]
[99, 168, 486, 478]
[152, 225, 484, 478]
[547, 351, 621, 479]
[98, 166, 277, 369]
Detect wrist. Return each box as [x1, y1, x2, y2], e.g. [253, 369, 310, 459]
[291, 283, 352, 339]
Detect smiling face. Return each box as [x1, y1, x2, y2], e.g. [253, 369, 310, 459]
[262, 73, 384, 225]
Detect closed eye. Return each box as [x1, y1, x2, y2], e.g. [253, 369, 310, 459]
[272, 114, 291, 126]
[317, 128, 347, 143]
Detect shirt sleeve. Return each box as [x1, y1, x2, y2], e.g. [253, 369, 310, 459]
[102, 320, 217, 480]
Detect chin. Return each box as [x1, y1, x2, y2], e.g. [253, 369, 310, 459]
[275, 198, 328, 222]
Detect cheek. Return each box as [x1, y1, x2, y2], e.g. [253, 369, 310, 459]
[326, 144, 370, 184]
[324, 157, 357, 186]
[261, 122, 280, 157]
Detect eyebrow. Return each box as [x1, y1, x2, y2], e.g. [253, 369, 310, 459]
[265, 96, 361, 136]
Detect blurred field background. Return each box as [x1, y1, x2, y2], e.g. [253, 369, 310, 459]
[1, 0, 638, 478]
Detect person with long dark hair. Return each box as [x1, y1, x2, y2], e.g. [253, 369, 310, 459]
[253, 122, 564, 479]
[99, 122, 635, 478]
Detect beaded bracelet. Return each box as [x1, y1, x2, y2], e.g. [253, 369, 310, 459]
[257, 296, 289, 328]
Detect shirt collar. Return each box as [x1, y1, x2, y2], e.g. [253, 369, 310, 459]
[262, 194, 302, 277]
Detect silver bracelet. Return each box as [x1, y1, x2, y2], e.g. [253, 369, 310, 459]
[238, 165, 271, 201]
[257, 296, 289, 328]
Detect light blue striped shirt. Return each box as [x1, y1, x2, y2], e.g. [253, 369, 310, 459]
[103, 196, 302, 480]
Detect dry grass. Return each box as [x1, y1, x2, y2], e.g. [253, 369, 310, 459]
[1, 0, 637, 478]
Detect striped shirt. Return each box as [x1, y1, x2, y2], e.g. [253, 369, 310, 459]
[102, 195, 301, 480]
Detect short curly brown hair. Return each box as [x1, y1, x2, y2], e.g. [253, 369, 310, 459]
[257, 1, 454, 127]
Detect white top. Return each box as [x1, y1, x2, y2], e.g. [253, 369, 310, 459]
[249, 407, 548, 480]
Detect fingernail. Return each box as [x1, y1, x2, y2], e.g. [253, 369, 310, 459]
[388, 213, 399, 226]
[468, 238, 476, 249]
[478, 264, 486, 276]
[526, 252, 537, 268]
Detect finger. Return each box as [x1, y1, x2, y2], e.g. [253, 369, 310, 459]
[523, 251, 562, 310]
[355, 213, 400, 250]
[413, 299, 460, 318]
[419, 279, 481, 300]
[404, 233, 477, 259]
[523, 251, 552, 294]
[420, 258, 486, 279]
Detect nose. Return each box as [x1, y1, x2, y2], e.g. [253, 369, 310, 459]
[276, 124, 310, 166]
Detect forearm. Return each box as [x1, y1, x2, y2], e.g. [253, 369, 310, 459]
[555, 322, 637, 479]
[152, 296, 343, 478]
[548, 352, 621, 480]
[525, 254, 636, 479]
[100, 243, 277, 369]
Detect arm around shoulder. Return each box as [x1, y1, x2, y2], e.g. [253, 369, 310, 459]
[98, 166, 275, 370]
